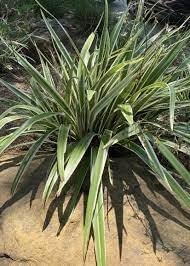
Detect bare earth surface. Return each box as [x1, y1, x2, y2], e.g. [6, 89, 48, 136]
[0, 154, 190, 266]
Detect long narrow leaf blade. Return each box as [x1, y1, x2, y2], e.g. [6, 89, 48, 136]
[168, 85, 176, 131]
[105, 123, 139, 148]
[0, 79, 34, 104]
[57, 157, 90, 234]
[12, 129, 54, 194]
[57, 125, 70, 180]
[93, 184, 106, 266]
[57, 133, 95, 194]
[126, 141, 190, 207]
[84, 130, 112, 258]
[157, 140, 190, 185]
[43, 162, 59, 204]
[0, 113, 58, 154]
[138, 133, 171, 188]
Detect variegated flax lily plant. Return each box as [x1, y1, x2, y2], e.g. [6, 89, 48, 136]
[0, 1, 190, 265]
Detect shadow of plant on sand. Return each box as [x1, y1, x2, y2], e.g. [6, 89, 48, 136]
[0, 154, 190, 259]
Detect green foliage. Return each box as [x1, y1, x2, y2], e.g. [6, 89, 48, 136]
[0, 38, 24, 71]
[0, 1, 190, 265]
[0, 1, 33, 43]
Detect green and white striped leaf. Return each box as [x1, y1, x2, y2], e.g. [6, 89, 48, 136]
[0, 113, 58, 155]
[0, 79, 34, 105]
[41, 12, 74, 70]
[57, 157, 90, 233]
[126, 141, 190, 207]
[91, 147, 106, 266]
[159, 139, 190, 156]
[93, 184, 106, 266]
[77, 32, 95, 79]
[12, 129, 54, 194]
[157, 140, 190, 185]
[0, 115, 28, 130]
[57, 133, 95, 194]
[14, 52, 75, 123]
[105, 123, 140, 148]
[84, 130, 112, 258]
[168, 85, 176, 131]
[43, 161, 59, 205]
[138, 133, 171, 189]
[118, 103, 134, 125]
[57, 124, 70, 180]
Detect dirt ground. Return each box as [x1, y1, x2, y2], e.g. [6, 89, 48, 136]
[0, 154, 190, 265]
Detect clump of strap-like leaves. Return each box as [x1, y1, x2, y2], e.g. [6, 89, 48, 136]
[0, 1, 190, 265]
